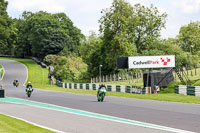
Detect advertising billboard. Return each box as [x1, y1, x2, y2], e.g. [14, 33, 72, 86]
[128, 55, 175, 68]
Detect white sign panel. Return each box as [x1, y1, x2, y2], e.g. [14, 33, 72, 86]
[128, 55, 175, 68]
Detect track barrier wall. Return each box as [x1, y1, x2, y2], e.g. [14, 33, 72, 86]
[174, 85, 200, 97]
[56, 80, 149, 94]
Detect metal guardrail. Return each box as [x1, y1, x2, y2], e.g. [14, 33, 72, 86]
[174, 85, 200, 97]
[0, 55, 47, 68]
[55, 80, 150, 94]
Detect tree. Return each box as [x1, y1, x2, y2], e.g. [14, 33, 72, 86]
[98, 0, 167, 75]
[0, 0, 16, 55]
[177, 21, 200, 54]
[15, 11, 83, 59]
[0, 0, 10, 39]
[14, 11, 34, 56]
[53, 13, 84, 54]
[132, 4, 167, 53]
[99, 0, 137, 74]
[79, 32, 104, 77]
[44, 55, 88, 82]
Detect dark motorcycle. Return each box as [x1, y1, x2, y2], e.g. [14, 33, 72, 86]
[97, 86, 107, 102]
[13, 80, 19, 87]
[26, 87, 33, 97]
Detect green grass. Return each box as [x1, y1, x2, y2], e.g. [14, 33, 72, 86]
[105, 78, 143, 87]
[0, 64, 4, 79]
[1, 57, 200, 104]
[0, 113, 54, 133]
[0, 57, 49, 87]
[173, 68, 200, 84]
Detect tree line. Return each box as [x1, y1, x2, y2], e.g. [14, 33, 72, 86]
[1, 0, 200, 82]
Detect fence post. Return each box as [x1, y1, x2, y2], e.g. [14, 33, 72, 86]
[186, 65, 188, 75]
[195, 64, 197, 75]
[174, 70, 176, 80]
[127, 73, 128, 82]
[106, 75, 108, 82]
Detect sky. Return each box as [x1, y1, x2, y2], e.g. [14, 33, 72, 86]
[6, 0, 200, 39]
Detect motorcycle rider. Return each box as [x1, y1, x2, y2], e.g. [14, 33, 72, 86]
[26, 81, 33, 92]
[97, 84, 106, 95]
[15, 80, 19, 87]
[13, 79, 19, 87]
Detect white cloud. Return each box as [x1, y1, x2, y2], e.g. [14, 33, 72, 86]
[7, 0, 67, 13]
[173, 0, 200, 14]
[7, 0, 113, 36]
[6, 0, 200, 38]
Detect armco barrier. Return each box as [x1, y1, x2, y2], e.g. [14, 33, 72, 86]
[142, 88, 146, 94]
[187, 86, 195, 96]
[65, 83, 67, 88]
[69, 83, 72, 89]
[125, 86, 131, 93]
[86, 84, 89, 90]
[80, 84, 83, 89]
[195, 86, 200, 96]
[55, 80, 148, 94]
[178, 85, 187, 95]
[174, 85, 200, 97]
[92, 84, 96, 90]
[121, 86, 126, 93]
[74, 83, 77, 89]
[174, 85, 179, 94]
[116, 85, 121, 92]
[107, 85, 112, 91]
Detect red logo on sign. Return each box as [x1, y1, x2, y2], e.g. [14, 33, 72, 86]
[160, 58, 171, 65]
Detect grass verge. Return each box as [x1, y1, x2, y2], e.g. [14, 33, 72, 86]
[0, 64, 4, 79]
[0, 113, 54, 133]
[0, 57, 49, 86]
[1, 57, 200, 104]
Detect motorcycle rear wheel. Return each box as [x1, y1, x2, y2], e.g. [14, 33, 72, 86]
[101, 93, 104, 102]
[27, 92, 31, 97]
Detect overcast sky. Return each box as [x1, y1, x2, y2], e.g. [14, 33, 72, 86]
[6, 0, 200, 39]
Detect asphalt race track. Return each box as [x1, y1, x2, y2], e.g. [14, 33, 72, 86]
[0, 59, 200, 133]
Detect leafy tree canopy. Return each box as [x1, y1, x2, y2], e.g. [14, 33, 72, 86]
[15, 11, 83, 59]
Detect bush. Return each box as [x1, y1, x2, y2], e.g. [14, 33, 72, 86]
[159, 81, 181, 94]
[192, 80, 200, 86]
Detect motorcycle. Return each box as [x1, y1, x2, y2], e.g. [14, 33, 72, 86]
[26, 87, 33, 97]
[97, 86, 107, 102]
[13, 80, 19, 87]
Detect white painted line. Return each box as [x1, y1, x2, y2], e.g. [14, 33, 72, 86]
[0, 112, 66, 133]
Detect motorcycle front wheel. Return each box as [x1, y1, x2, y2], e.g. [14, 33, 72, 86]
[101, 93, 104, 102]
[27, 91, 31, 97]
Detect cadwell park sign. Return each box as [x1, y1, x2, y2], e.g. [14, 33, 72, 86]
[128, 55, 175, 69]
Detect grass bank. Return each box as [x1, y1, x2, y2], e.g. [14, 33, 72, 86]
[0, 57, 49, 87]
[0, 113, 54, 133]
[1, 57, 200, 104]
[0, 64, 4, 79]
